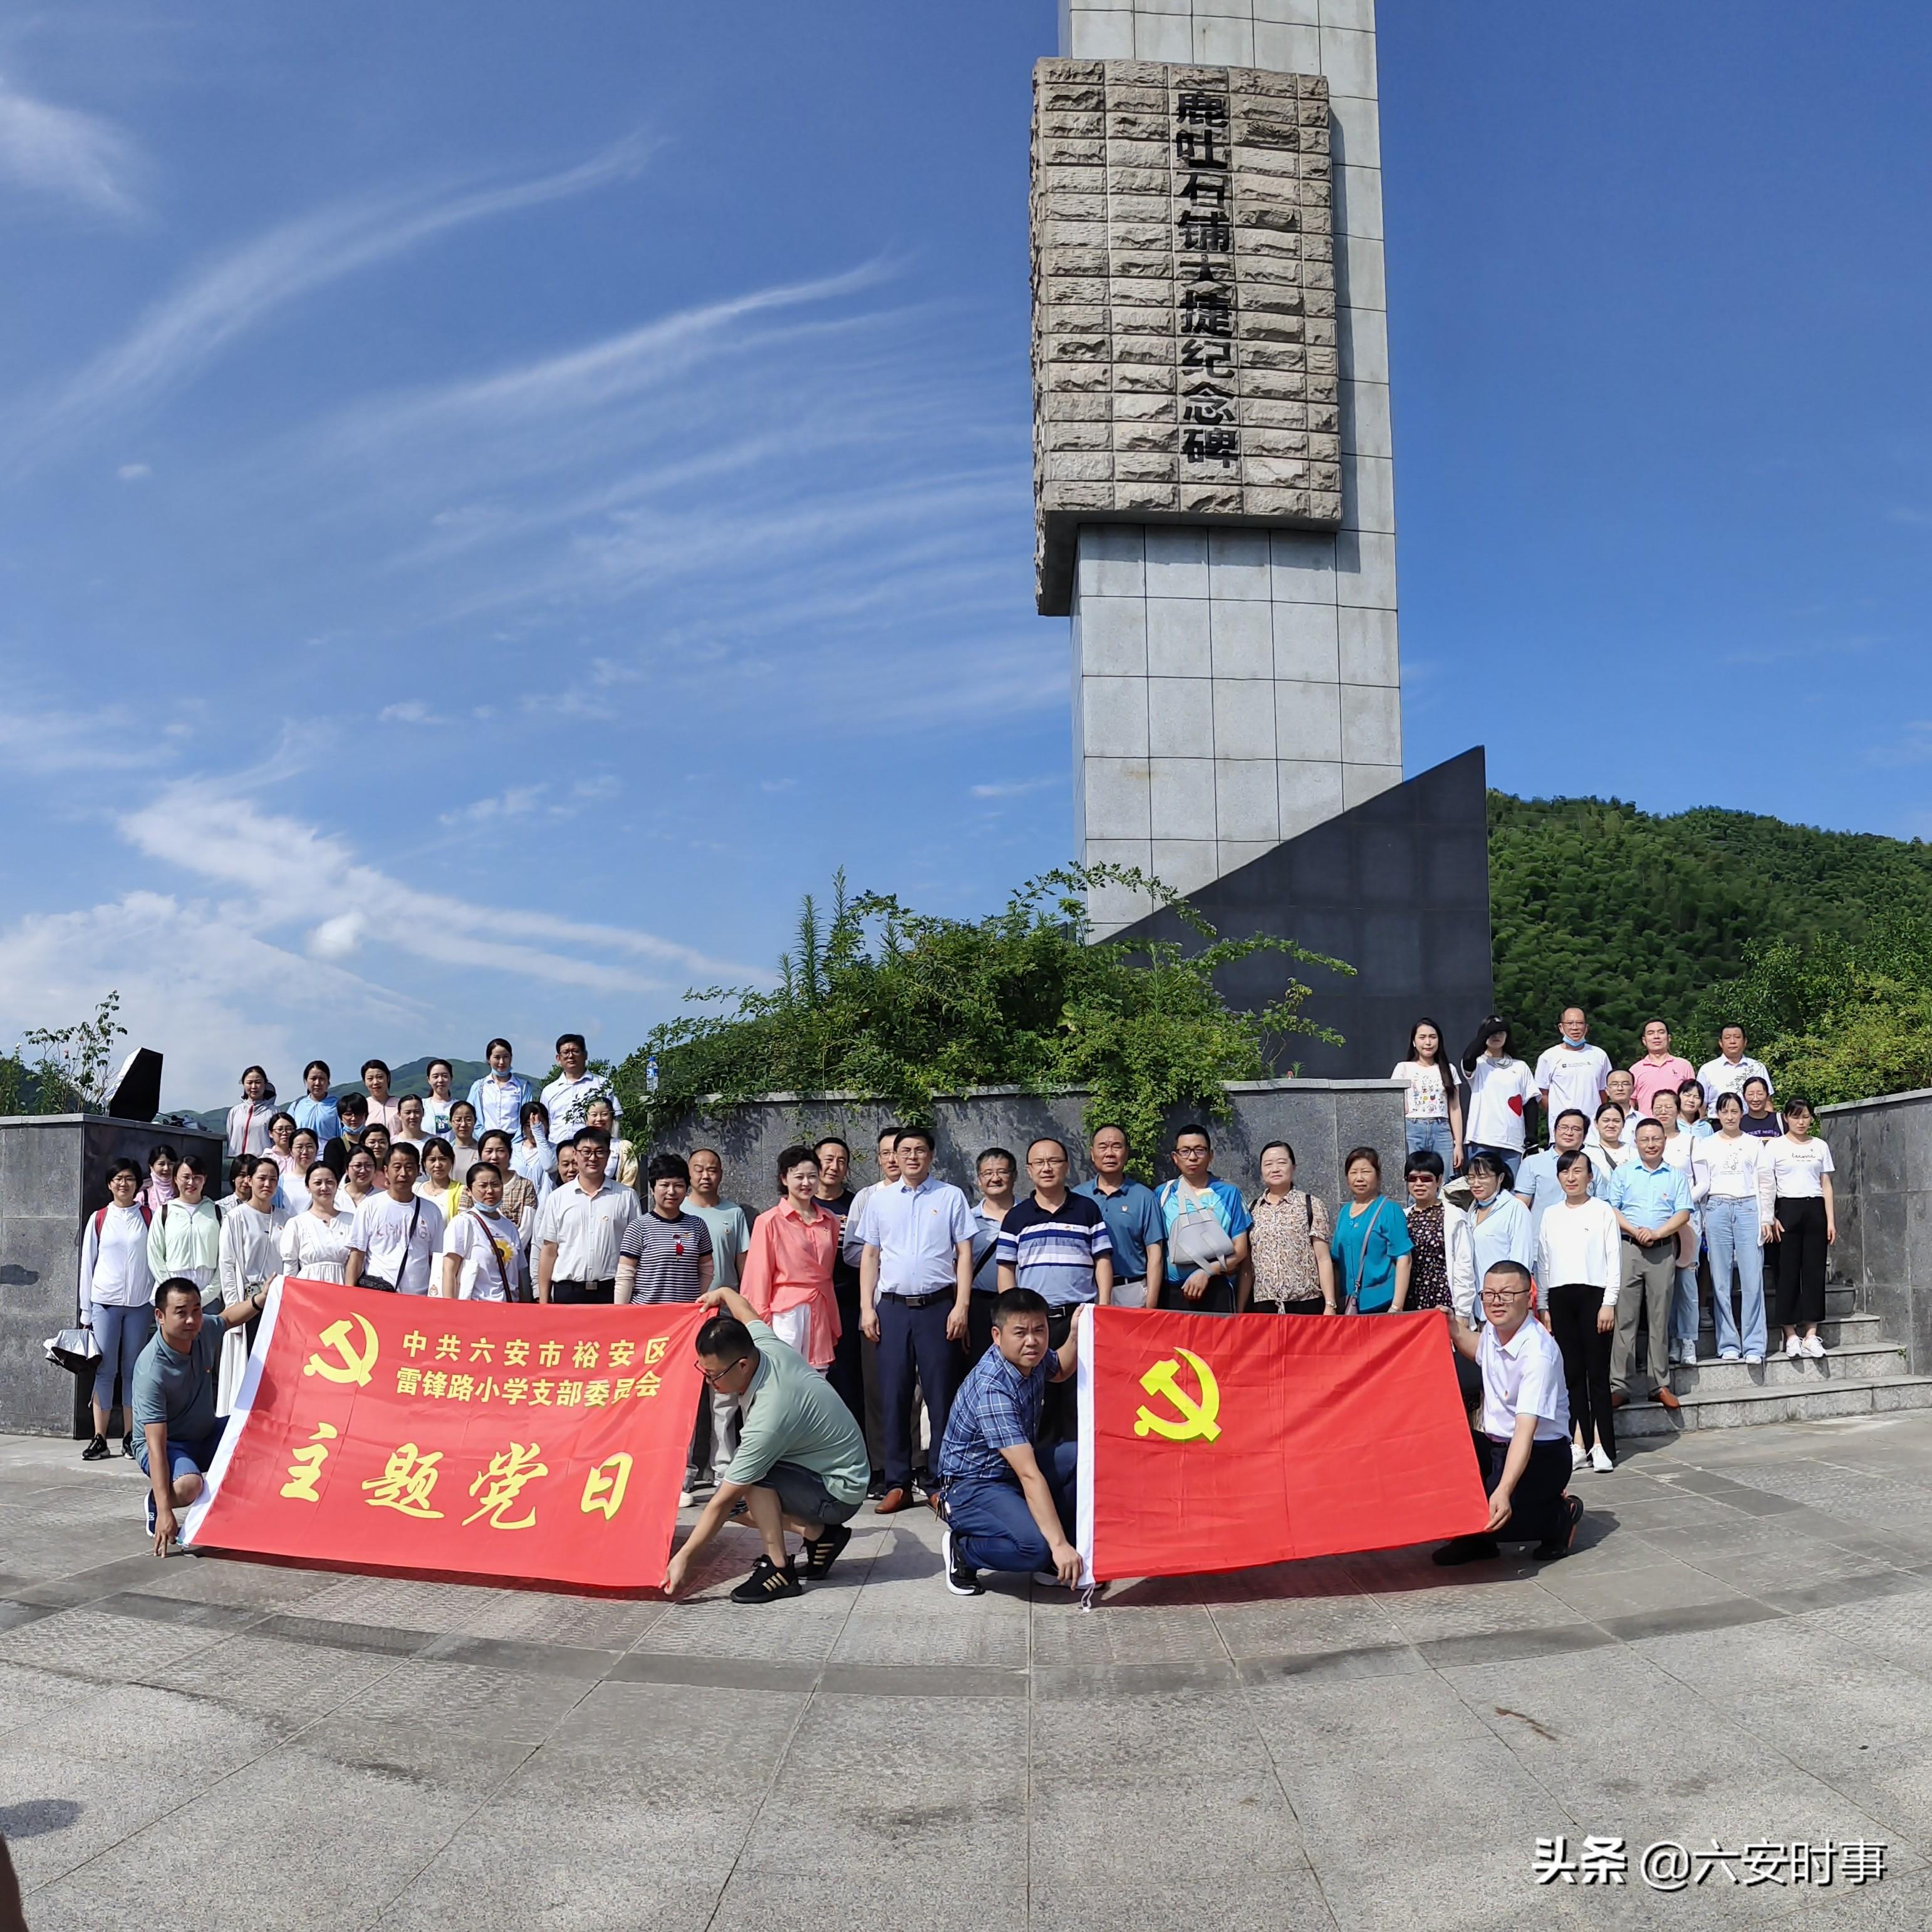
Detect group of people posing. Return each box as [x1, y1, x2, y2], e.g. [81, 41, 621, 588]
[1387, 1009, 1837, 1477]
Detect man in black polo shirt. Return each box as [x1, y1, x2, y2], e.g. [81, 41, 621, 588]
[997, 1137, 1112, 1444]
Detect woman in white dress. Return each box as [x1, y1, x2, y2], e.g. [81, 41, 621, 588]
[338, 1145, 380, 1216]
[216, 1157, 288, 1416]
[280, 1161, 357, 1284]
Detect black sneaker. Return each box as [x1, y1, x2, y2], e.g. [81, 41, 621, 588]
[1533, 1495, 1586, 1563]
[801, 1523, 851, 1581]
[81, 1435, 111, 1462]
[940, 1527, 982, 1597]
[1431, 1534, 1501, 1567]
[866, 1469, 887, 1500]
[729, 1555, 802, 1604]
[122, 1432, 135, 1459]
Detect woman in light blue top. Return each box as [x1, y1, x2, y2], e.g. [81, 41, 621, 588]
[467, 1037, 532, 1137]
[1329, 1146, 1413, 1314]
[1466, 1152, 1537, 1309]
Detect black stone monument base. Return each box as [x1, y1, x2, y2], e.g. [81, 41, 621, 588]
[1109, 745, 1495, 1081]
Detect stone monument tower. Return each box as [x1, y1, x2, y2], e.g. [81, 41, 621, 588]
[1034, 1, 1398, 937]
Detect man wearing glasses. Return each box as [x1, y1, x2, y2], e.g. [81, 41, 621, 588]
[662, 1284, 871, 1604]
[1433, 1260, 1584, 1567]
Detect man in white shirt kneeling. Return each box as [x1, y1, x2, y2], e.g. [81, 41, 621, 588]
[1435, 1259, 1584, 1567]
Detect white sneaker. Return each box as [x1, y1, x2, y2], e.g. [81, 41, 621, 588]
[1572, 1441, 1589, 1471]
[1743, 1353, 1764, 1366]
[1718, 1350, 1742, 1363]
[1802, 1335, 1827, 1359]
[677, 1488, 696, 1509]
[1785, 1334, 1803, 1359]
[1591, 1444, 1614, 1473]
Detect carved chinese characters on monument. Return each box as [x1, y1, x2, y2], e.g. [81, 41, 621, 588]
[1031, 58, 1344, 613]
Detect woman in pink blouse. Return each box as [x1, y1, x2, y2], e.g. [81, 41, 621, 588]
[739, 1145, 843, 1373]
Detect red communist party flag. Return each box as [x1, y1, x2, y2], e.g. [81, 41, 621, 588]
[181, 1279, 705, 1591]
[1074, 1306, 1490, 1583]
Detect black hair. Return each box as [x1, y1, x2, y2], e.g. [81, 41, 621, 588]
[175, 1152, 208, 1180]
[386, 1142, 420, 1168]
[1173, 1123, 1213, 1149]
[776, 1144, 819, 1186]
[479, 1128, 514, 1157]
[894, 1126, 934, 1153]
[421, 1137, 453, 1162]
[427, 1059, 453, 1079]
[876, 1123, 904, 1148]
[1406, 1018, 1448, 1069]
[1554, 1109, 1589, 1131]
[303, 1059, 330, 1081]
[647, 1151, 690, 1185]
[1483, 1259, 1533, 1287]
[485, 1037, 513, 1060]
[1676, 1079, 1703, 1099]
[992, 1285, 1051, 1324]
[450, 1098, 477, 1121]
[337, 1091, 368, 1117]
[1714, 1091, 1745, 1114]
[239, 1064, 272, 1091]
[695, 1316, 754, 1364]
[266, 1110, 296, 1138]
[1742, 1076, 1772, 1101]
[1089, 1122, 1130, 1144]
[106, 1156, 142, 1184]
[1465, 1151, 1507, 1182]
[304, 1159, 336, 1185]
[977, 1146, 1017, 1174]
[519, 1099, 549, 1131]
[249, 1155, 280, 1182]
[153, 1276, 202, 1311]
[1554, 1148, 1592, 1176]
[398, 1093, 425, 1114]
[1260, 1140, 1297, 1167]
[1783, 1094, 1815, 1117]
[1403, 1150, 1444, 1180]
[813, 1133, 850, 1157]
[291, 1126, 319, 1150]
[1026, 1136, 1068, 1162]
[573, 1130, 610, 1153]
[467, 1160, 505, 1188]
[1343, 1145, 1381, 1175]
[361, 1059, 390, 1081]
[148, 1143, 179, 1168]
[228, 1156, 254, 1188]
[1595, 1101, 1626, 1123]
[556, 1032, 587, 1055]
[1720, 1022, 1747, 1037]
[362, 1124, 392, 1151]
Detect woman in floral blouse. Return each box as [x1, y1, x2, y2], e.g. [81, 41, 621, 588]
[1246, 1141, 1336, 1314]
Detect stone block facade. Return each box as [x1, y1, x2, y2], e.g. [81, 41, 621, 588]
[1031, 57, 1344, 615]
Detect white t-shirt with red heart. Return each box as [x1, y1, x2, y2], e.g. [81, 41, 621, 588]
[1465, 1056, 1539, 1153]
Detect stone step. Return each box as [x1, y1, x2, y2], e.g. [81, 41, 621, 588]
[1670, 1341, 1906, 1396]
[1618, 1373, 1932, 1436]
[1692, 1311, 1879, 1351]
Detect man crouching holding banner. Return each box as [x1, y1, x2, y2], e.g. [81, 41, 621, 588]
[935, 1287, 1081, 1597]
[1433, 1259, 1584, 1567]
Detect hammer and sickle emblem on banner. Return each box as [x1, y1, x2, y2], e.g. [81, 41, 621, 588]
[1134, 1348, 1222, 1443]
[302, 1314, 380, 1386]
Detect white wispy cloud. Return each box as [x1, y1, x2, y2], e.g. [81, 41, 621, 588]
[0, 73, 143, 217]
[377, 699, 445, 725]
[971, 776, 1062, 800]
[9, 132, 652, 469]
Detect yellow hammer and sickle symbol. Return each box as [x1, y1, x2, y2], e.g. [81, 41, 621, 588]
[302, 1314, 380, 1387]
[1134, 1348, 1222, 1443]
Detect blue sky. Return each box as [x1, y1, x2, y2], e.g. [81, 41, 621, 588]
[2, 2, 1928, 1107]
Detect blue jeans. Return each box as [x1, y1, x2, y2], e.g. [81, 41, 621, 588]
[135, 1417, 227, 1485]
[1670, 1211, 1702, 1353]
[1465, 1141, 1520, 1187]
[945, 1439, 1078, 1574]
[91, 1303, 155, 1416]
[1405, 1119, 1456, 1166]
[1704, 1197, 1767, 1359]
[876, 1296, 958, 1488]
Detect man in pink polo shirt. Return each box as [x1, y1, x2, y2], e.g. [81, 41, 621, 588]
[1628, 1020, 1696, 1118]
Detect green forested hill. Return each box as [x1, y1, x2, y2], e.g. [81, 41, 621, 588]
[1488, 792, 1932, 1063]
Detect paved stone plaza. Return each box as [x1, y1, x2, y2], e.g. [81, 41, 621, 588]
[4, 1420, 1932, 1931]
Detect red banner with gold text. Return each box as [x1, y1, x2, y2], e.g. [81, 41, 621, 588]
[1074, 1306, 1491, 1582]
[181, 1278, 704, 1591]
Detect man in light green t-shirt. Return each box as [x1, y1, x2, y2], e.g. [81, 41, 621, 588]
[662, 1284, 870, 1606]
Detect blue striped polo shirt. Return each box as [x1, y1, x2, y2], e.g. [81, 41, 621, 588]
[995, 1192, 1113, 1309]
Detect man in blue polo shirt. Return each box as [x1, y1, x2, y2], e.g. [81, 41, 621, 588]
[937, 1286, 1081, 1596]
[997, 1137, 1112, 1443]
[1074, 1124, 1165, 1309]
[856, 1126, 975, 1516]
[1604, 1118, 1693, 1411]
[1155, 1124, 1251, 1313]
